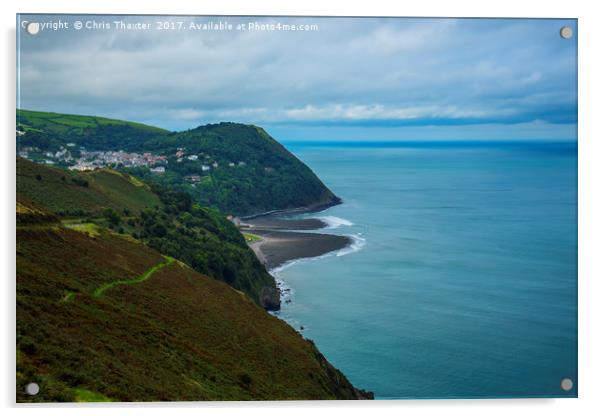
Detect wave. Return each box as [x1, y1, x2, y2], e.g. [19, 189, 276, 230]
[336, 233, 366, 257]
[317, 215, 354, 229]
[271, 272, 294, 305]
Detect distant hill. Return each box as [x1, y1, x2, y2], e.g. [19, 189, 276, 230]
[17, 109, 340, 216]
[17, 158, 279, 310]
[16, 211, 371, 401]
[17, 109, 167, 150]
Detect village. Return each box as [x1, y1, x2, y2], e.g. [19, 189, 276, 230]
[69, 149, 169, 171]
[17, 141, 250, 179]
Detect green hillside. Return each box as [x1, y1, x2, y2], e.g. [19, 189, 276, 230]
[17, 109, 167, 150]
[17, 109, 340, 216]
[17, 109, 167, 133]
[16, 215, 371, 401]
[17, 158, 279, 310]
[138, 123, 340, 216]
[17, 157, 161, 216]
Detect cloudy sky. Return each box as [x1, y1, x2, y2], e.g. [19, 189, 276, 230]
[17, 15, 577, 141]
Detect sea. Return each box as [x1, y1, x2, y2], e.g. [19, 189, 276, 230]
[273, 140, 577, 399]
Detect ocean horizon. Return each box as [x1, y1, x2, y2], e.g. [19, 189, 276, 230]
[273, 140, 577, 399]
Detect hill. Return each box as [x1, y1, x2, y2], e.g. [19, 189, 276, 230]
[17, 158, 279, 310]
[137, 123, 340, 216]
[17, 157, 161, 216]
[17, 109, 340, 216]
[16, 212, 371, 401]
[17, 109, 167, 150]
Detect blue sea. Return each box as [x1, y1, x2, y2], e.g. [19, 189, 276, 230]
[274, 141, 577, 399]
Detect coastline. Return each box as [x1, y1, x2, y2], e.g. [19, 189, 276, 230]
[249, 229, 351, 270]
[246, 210, 354, 314]
[245, 209, 351, 271]
[243, 207, 373, 399]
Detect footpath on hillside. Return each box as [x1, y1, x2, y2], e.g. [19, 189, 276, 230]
[61, 256, 175, 302]
[93, 256, 175, 297]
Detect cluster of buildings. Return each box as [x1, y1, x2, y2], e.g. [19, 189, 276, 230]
[18, 141, 252, 178]
[175, 148, 249, 178]
[18, 145, 75, 166]
[69, 150, 168, 172]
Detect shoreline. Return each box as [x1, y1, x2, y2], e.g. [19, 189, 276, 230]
[249, 229, 351, 270]
[244, 208, 372, 399]
[244, 206, 359, 311]
[245, 208, 352, 271]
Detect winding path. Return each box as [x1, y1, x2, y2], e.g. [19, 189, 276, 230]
[92, 256, 175, 298]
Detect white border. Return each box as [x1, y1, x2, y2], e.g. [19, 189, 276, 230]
[3, 1, 601, 415]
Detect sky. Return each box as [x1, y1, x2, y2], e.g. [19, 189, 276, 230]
[17, 15, 577, 141]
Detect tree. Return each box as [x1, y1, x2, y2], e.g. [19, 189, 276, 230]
[150, 223, 167, 238]
[102, 208, 121, 226]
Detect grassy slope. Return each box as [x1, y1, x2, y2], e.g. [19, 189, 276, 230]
[17, 109, 168, 152]
[17, 157, 161, 215]
[16, 158, 279, 309]
[16, 220, 367, 401]
[17, 109, 167, 135]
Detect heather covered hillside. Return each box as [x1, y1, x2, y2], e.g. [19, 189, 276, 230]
[17, 158, 279, 310]
[16, 213, 370, 401]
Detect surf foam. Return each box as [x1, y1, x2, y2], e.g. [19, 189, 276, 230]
[318, 215, 354, 229]
[336, 233, 366, 257]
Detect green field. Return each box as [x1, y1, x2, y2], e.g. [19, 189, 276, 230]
[17, 109, 167, 135]
[243, 233, 263, 243]
[62, 221, 101, 237]
[72, 388, 112, 402]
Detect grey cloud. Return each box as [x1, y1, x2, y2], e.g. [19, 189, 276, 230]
[17, 15, 577, 137]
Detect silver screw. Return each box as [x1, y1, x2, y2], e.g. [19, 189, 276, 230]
[25, 382, 40, 395]
[560, 378, 574, 391]
[26, 22, 40, 35]
[560, 26, 573, 39]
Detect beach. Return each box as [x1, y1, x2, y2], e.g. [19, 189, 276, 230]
[245, 215, 351, 270]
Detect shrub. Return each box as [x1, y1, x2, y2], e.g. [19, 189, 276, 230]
[239, 373, 252, 388]
[102, 208, 121, 226]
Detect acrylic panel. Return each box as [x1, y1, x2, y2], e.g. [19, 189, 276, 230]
[16, 15, 577, 402]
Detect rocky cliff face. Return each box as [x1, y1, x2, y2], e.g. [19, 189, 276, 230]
[307, 340, 374, 400]
[259, 284, 281, 311]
